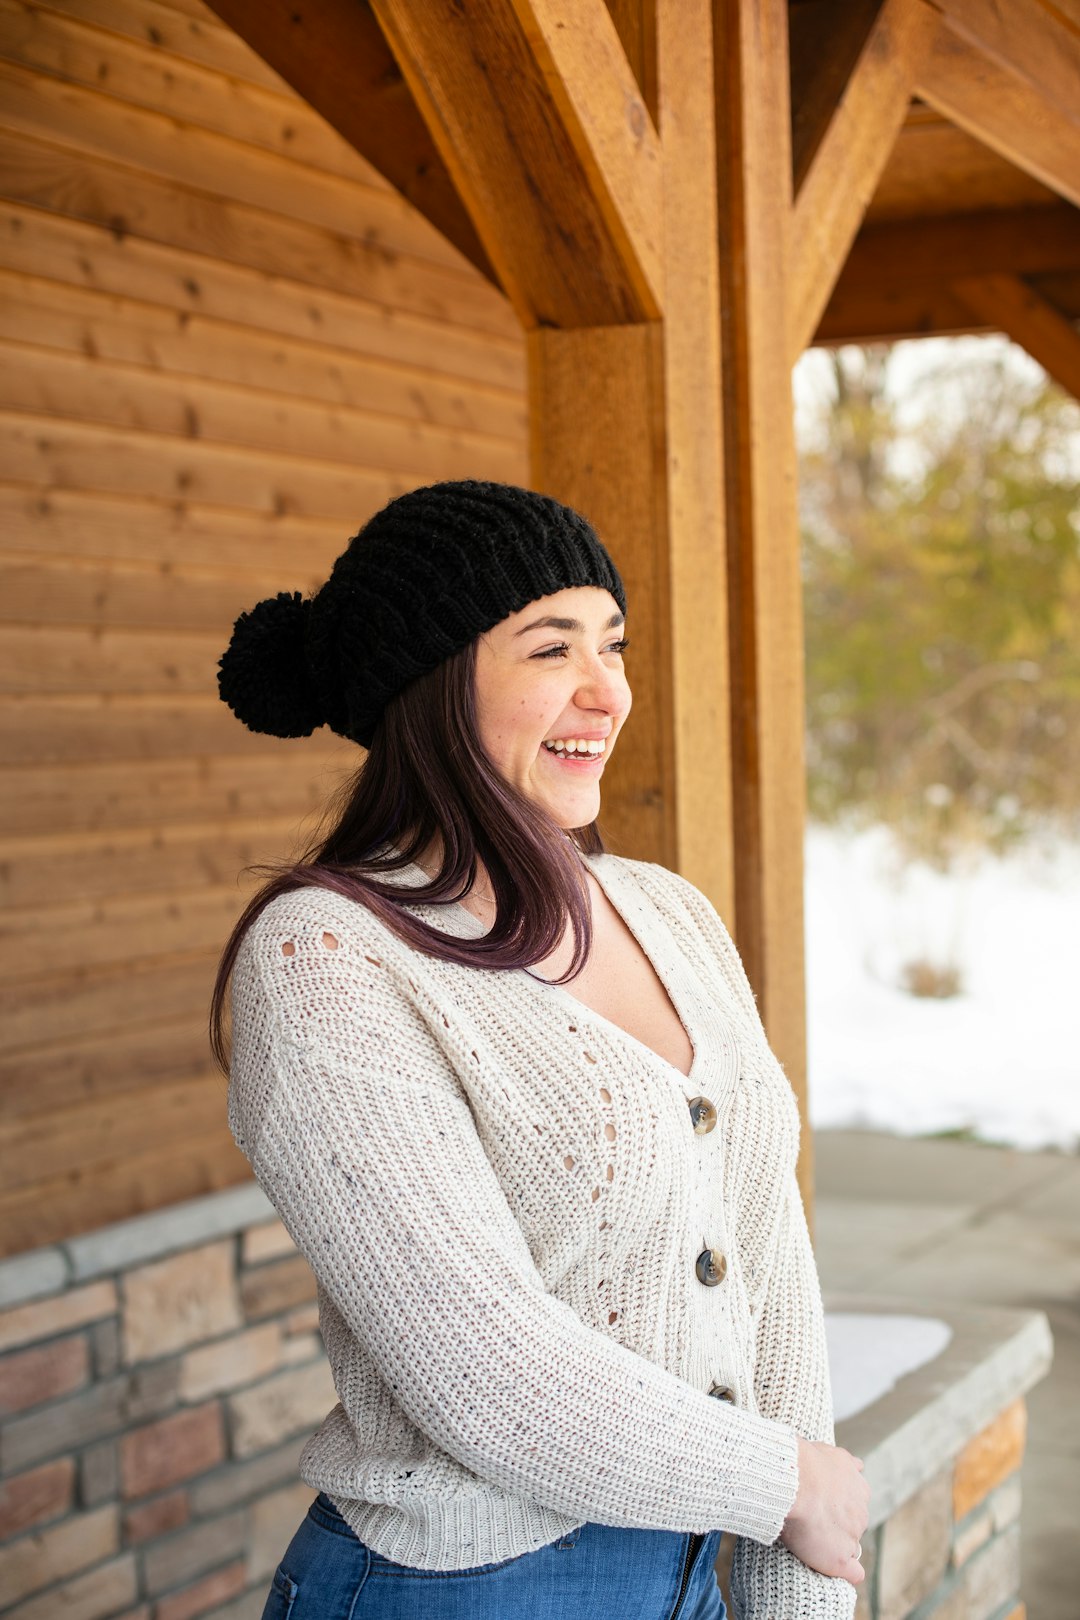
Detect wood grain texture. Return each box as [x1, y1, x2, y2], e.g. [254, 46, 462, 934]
[0, 0, 528, 1246]
[930, 0, 1080, 127]
[916, 17, 1080, 210]
[715, 0, 812, 1208]
[0, 1015, 215, 1117]
[838, 203, 1080, 287]
[0, 885, 252, 979]
[654, 0, 733, 914]
[0, 129, 512, 337]
[866, 102, 1059, 222]
[529, 322, 673, 866]
[0, 1070, 225, 1187]
[0, 272, 526, 443]
[2, 0, 388, 184]
[0, 203, 523, 384]
[789, 0, 883, 193]
[816, 204, 1080, 341]
[0, 812, 309, 907]
[1, 752, 350, 837]
[30, 0, 288, 91]
[788, 0, 937, 359]
[952, 273, 1080, 401]
[507, 0, 663, 314]
[0, 484, 346, 572]
[0, 35, 460, 267]
[370, 0, 651, 326]
[202, 0, 497, 284]
[0, 413, 421, 518]
[0, 1125, 247, 1258]
[0, 341, 524, 483]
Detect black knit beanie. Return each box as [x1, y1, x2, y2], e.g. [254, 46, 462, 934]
[217, 479, 627, 748]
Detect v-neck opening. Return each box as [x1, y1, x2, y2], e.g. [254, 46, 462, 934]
[415, 850, 703, 1087]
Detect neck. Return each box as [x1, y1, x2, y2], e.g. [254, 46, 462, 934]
[409, 829, 583, 916]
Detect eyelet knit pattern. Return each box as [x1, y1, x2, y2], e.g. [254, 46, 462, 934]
[227, 852, 856, 1618]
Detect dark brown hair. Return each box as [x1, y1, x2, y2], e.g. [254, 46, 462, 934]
[209, 638, 605, 1071]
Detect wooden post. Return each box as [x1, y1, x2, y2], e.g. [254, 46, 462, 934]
[714, 0, 814, 1209]
[531, 0, 734, 911]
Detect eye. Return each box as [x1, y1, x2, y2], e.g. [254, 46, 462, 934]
[607, 637, 630, 655]
[531, 642, 571, 659]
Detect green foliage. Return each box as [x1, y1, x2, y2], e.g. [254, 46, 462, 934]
[800, 344, 1080, 867]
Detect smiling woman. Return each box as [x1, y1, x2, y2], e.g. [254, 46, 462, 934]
[472, 591, 631, 839]
[211, 480, 868, 1620]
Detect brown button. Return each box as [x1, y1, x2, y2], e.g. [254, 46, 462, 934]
[688, 1096, 717, 1134]
[695, 1248, 727, 1287]
[708, 1383, 736, 1403]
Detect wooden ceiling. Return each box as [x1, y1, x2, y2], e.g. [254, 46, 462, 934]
[868, 102, 1059, 222]
[823, 98, 1080, 347]
[204, 1, 1080, 372]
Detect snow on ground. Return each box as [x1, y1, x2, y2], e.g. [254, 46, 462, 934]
[804, 824, 1080, 1151]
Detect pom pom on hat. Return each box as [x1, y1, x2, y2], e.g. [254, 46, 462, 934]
[217, 591, 324, 738]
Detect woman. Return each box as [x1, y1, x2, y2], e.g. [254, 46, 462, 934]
[213, 480, 869, 1620]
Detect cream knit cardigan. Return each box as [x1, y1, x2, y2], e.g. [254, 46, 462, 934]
[227, 850, 856, 1618]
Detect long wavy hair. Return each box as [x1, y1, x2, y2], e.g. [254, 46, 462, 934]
[209, 637, 605, 1072]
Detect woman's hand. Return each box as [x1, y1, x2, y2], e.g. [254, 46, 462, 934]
[779, 1437, 871, 1585]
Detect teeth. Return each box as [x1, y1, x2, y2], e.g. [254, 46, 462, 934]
[543, 737, 607, 755]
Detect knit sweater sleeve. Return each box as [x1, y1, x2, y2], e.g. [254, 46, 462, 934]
[635, 862, 858, 1617]
[228, 892, 800, 1544]
[728, 1171, 857, 1619]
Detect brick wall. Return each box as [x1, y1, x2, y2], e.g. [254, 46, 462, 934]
[0, 1185, 324, 1620]
[851, 1401, 1028, 1620]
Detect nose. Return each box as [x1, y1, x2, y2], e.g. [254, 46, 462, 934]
[575, 652, 631, 717]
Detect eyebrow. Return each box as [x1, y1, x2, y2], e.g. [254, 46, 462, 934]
[513, 611, 626, 638]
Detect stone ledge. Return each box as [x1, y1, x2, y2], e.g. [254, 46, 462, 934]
[827, 1292, 1052, 1528]
[0, 1185, 278, 1309]
[0, 1249, 69, 1312]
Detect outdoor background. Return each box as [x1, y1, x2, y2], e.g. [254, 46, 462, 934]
[795, 334, 1080, 1154]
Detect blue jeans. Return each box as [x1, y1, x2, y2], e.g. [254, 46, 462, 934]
[262, 1492, 727, 1620]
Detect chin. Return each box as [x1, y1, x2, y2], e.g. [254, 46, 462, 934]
[548, 795, 600, 829]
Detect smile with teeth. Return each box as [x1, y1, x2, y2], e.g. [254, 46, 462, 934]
[542, 737, 607, 758]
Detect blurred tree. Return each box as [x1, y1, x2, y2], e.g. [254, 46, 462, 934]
[800, 344, 1080, 868]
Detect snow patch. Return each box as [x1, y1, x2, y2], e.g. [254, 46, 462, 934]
[826, 1312, 953, 1422]
[805, 825, 1080, 1151]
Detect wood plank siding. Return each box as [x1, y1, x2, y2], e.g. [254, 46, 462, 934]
[0, 0, 527, 1256]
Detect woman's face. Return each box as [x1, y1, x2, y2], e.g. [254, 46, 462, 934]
[473, 586, 632, 828]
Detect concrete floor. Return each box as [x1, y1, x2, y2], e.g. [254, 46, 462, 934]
[814, 1130, 1080, 1620]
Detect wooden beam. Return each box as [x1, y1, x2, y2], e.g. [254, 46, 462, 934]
[928, 0, 1080, 129]
[714, 0, 813, 1206]
[789, 0, 884, 193]
[654, 0, 733, 908]
[530, 323, 676, 865]
[816, 280, 990, 344]
[506, 0, 663, 315]
[606, 0, 660, 123]
[788, 0, 938, 359]
[202, 0, 498, 286]
[369, 0, 660, 326]
[814, 204, 1080, 343]
[953, 274, 1080, 401]
[527, 0, 735, 915]
[813, 203, 1080, 342]
[840, 204, 1080, 289]
[916, 18, 1080, 210]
